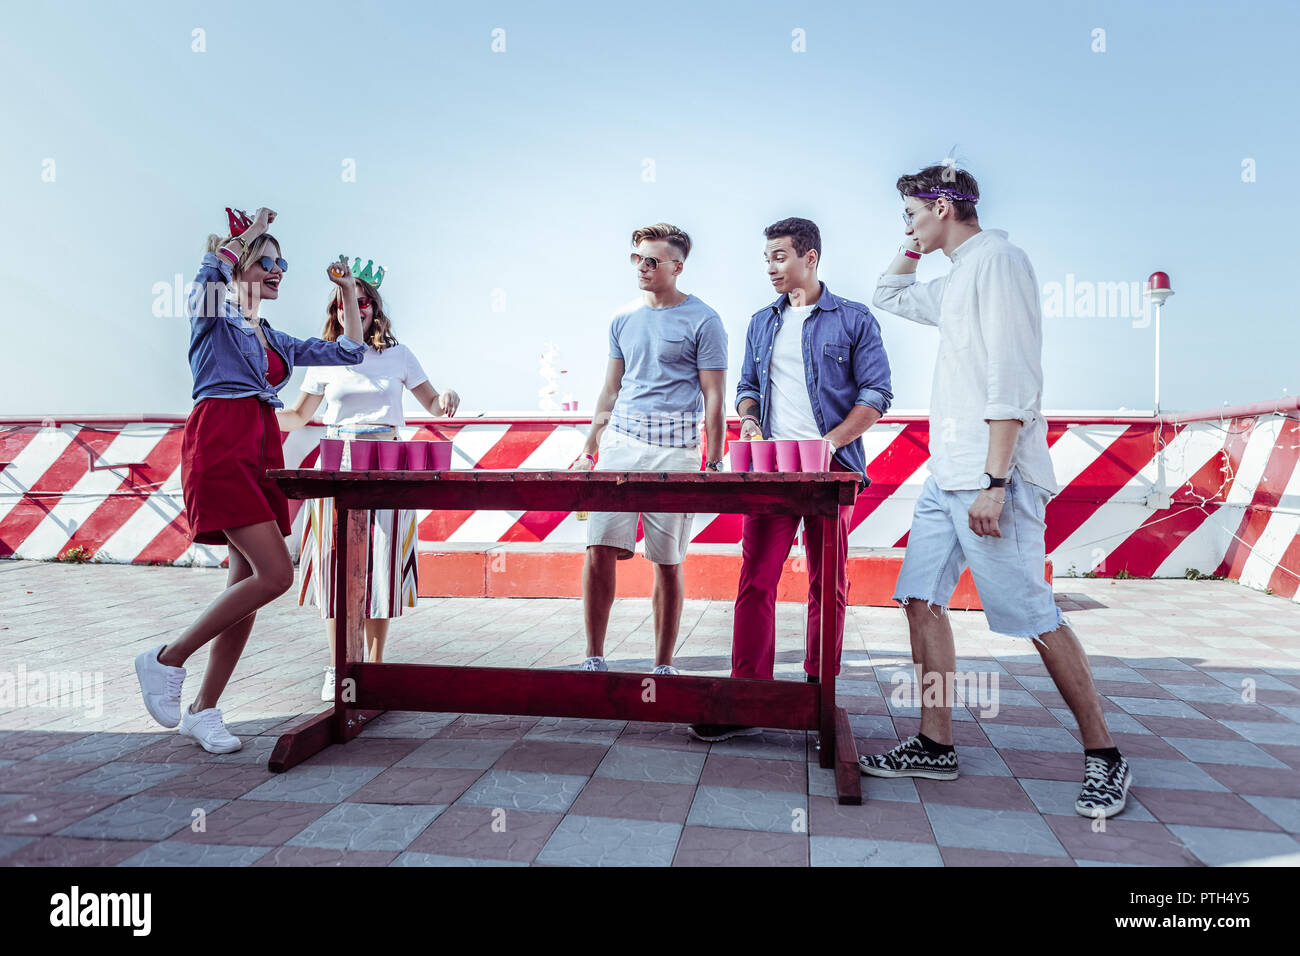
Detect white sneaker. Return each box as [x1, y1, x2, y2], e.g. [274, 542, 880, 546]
[179, 706, 243, 754]
[321, 666, 335, 702]
[578, 656, 608, 672]
[651, 664, 680, 675]
[134, 644, 185, 728]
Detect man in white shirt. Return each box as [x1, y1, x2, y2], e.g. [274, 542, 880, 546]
[865, 166, 1132, 819]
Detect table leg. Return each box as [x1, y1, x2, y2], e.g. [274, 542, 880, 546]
[819, 511, 862, 804]
[332, 506, 369, 743]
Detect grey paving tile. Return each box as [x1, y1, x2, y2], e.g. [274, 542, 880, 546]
[53, 762, 189, 796]
[953, 746, 1013, 777]
[593, 745, 704, 785]
[1268, 705, 1300, 724]
[1125, 757, 1228, 791]
[686, 785, 808, 834]
[705, 730, 807, 761]
[34, 733, 162, 763]
[391, 851, 527, 867]
[847, 714, 897, 739]
[1018, 778, 1156, 822]
[395, 739, 514, 770]
[363, 712, 460, 739]
[924, 803, 1068, 856]
[1220, 721, 1300, 747]
[1090, 666, 1150, 683]
[1162, 737, 1289, 768]
[1052, 708, 1150, 736]
[1242, 795, 1300, 833]
[118, 842, 271, 867]
[455, 770, 586, 813]
[242, 766, 382, 803]
[808, 764, 920, 802]
[1013, 676, 1059, 692]
[56, 796, 228, 841]
[835, 680, 881, 698]
[1161, 684, 1248, 705]
[524, 718, 625, 745]
[536, 815, 681, 866]
[287, 802, 445, 852]
[0, 835, 37, 859]
[980, 724, 1082, 753]
[1167, 825, 1300, 866]
[810, 835, 943, 866]
[1204, 671, 1295, 693]
[1108, 697, 1204, 719]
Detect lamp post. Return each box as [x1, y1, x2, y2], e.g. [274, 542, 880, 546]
[1145, 272, 1174, 415]
[1144, 272, 1174, 509]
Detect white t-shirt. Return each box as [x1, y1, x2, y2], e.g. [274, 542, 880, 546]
[301, 343, 430, 427]
[766, 303, 822, 440]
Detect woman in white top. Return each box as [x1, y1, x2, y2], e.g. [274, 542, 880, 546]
[276, 260, 459, 700]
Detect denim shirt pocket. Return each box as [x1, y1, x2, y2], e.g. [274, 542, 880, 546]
[822, 342, 851, 377]
[659, 336, 689, 367]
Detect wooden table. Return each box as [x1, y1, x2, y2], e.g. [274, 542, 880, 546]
[266, 469, 865, 804]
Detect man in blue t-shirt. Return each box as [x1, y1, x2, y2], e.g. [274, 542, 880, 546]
[571, 222, 728, 676]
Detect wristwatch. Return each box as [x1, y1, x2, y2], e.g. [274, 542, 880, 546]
[979, 473, 1008, 489]
[705, 460, 724, 472]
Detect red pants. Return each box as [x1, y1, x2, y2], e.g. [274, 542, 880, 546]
[731, 467, 857, 680]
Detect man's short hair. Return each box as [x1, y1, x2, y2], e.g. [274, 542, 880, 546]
[764, 217, 821, 265]
[895, 165, 980, 222]
[631, 223, 691, 260]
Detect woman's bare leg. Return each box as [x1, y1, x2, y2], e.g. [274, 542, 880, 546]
[325, 618, 391, 663]
[364, 618, 391, 663]
[189, 546, 256, 712]
[158, 521, 294, 670]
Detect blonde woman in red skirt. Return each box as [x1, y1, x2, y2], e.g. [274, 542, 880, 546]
[133, 207, 366, 753]
[277, 260, 460, 700]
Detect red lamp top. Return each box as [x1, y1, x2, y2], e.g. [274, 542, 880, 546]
[1147, 271, 1172, 291]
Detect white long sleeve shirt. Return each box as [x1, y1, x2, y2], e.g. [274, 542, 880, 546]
[872, 229, 1058, 494]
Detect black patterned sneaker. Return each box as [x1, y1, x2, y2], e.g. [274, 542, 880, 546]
[688, 724, 761, 742]
[1075, 754, 1133, 819]
[859, 736, 958, 780]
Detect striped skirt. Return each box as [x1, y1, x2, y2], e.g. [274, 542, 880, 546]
[297, 426, 419, 619]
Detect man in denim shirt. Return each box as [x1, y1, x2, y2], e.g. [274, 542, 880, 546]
[690, 217, 892, 742]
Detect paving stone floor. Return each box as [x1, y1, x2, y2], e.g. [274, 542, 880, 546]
[2, 560, 1299, 866]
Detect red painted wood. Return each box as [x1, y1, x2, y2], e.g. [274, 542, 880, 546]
[834, 706, 862, 805]
[818, 513, 837, 769]
[352, 663, 820, 728]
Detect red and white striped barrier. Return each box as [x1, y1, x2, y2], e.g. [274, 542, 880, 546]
[2, 401, 1297, 601]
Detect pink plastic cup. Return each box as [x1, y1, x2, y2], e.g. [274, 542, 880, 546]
[798, 439, 832, 472]
[348, 440, 379, 471]
[377, 441, 406, 470]
[428, 441, 453, 470]
[750, 440, 776, 472]
[728, 440, 752, 473]
[775, 439, 800, 472]
[319, 439, 344, 470]
[404, 441, 430, 469]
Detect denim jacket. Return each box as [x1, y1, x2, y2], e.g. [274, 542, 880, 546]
[187, 252, 364, 407]
[736, 283, 893, 481]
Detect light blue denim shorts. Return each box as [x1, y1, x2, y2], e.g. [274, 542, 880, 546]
[892, 469, 1062, 640]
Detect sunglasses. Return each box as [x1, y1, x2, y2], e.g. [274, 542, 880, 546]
[630, 252, 681, 271]
[356, 296, 374, 309]
[258, 255, 288, 273]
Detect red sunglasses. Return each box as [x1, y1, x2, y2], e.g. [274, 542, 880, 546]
[356, 296, 374, 309]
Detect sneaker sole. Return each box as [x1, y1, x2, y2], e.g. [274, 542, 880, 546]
[179, 728, 242, 755]
[859, 761, 958, 781]
[688, 727, 762, 742]
[1074, 770, 1134, 819]
[134, 653, 180, 729]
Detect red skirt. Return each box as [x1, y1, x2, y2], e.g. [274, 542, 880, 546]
[181, 398, 292, 546]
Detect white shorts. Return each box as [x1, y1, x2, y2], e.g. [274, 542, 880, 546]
[586, 429, 699, 566]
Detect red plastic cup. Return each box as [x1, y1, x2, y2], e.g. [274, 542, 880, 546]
[728, 440, 752, 473]
[377, 441, 405, 470]
[319, 439, 344, 470]
[348, 440, 379, 471]
[428, 441, 453, 470]
[404, 441, 430, 469]
[750, 440, 776, 472]
[798, 439, 832, 472]
[775, 439, 800, 472]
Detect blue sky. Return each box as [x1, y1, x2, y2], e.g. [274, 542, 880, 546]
[3, 0, 1296, 418]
